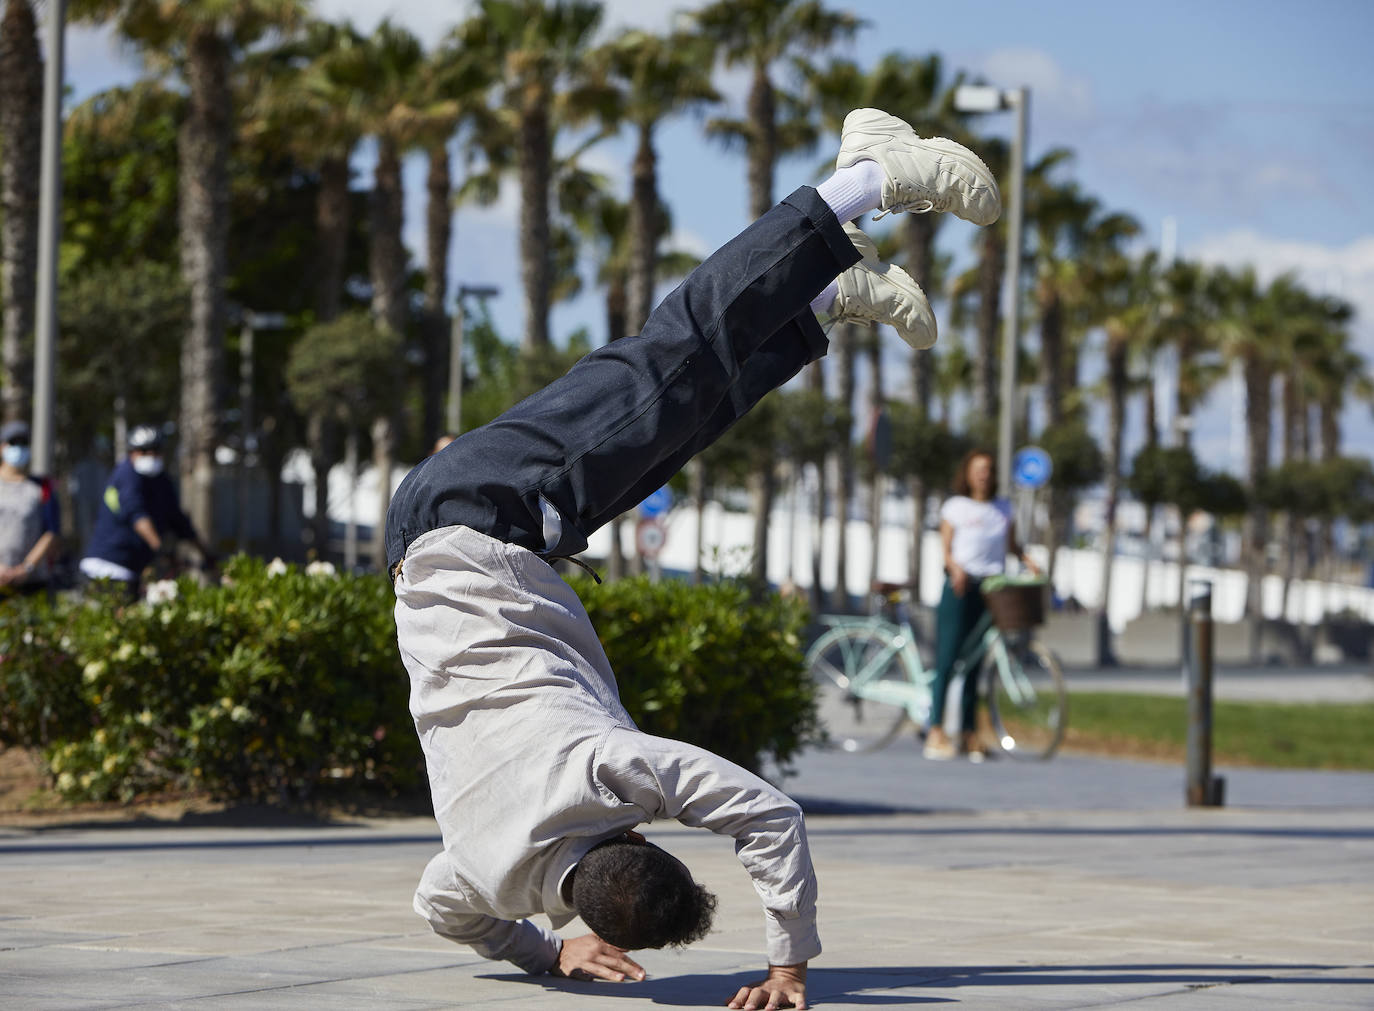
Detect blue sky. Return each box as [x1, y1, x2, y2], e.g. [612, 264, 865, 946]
[64, 0, 1374, 472]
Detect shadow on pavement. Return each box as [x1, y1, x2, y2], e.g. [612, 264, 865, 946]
[802, 823, 1374, 841]
[484, 962, 1374, 1004]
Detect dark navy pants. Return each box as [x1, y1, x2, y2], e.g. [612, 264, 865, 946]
[385, 187, 860, 574]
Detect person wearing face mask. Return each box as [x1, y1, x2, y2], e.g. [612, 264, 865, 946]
[0, 421, 61, 596]
[78, 425, 214, 596]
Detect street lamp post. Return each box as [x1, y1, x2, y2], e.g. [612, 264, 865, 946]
[446, 285, 500, 435]
[31, 0, 66, 478]
[953, 84, 1029, 496]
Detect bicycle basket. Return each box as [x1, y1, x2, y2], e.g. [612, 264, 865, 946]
[981, 579, 1047, 631]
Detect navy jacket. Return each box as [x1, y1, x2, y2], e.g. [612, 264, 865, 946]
[84, 459, 198, 574]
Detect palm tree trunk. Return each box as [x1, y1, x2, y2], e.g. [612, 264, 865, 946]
[423, 140, 453, 447]
[307, 413, 335, 559]
[866, 329, 884, 596]
[745, 65, 775, 219]
[369, 137, 407, 335]
[903, 214, 937, 596]
[832, 324, 857, 609]
[806, 360, 827, 610]
[743, 65, 777, 583]
[518, 92, 553, 350]
[371, 414, 394, 570]
[0, 0, 41, 424]
[1040, 288, 1066, 427]
[748, 464, 775, 585]
[1096, 332, 1128, 665]
[314, 155, 351, 322]
[627, 123, 657, 334]
[975, 226, 1003, 424]
[1242, 355, 1271, 654]
[908, 348, 932, 598]
[690, 457, 706, 585]
[178, 26, 233, 543]
[605, 278, 628, 581]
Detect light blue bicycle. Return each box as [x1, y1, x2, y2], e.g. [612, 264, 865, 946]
[805, 579, 1067, 757]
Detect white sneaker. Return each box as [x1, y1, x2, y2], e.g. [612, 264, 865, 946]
[828, 223, 937, 350]
[837, 108, 1002, 227]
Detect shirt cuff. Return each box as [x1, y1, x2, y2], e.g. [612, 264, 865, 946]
[765, 910, 821, 966]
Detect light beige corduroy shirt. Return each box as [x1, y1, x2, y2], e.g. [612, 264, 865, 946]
[393, 524, 820, 974]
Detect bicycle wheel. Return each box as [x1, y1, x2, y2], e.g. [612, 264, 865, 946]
[806, 625, 915, 753]
[984, 635, 1067, 759]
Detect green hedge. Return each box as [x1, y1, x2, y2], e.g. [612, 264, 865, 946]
[0, 558, 817, 804]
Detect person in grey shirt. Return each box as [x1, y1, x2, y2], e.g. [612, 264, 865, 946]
[385, 108, 1000, 1010]
[0, 421, 60, 595]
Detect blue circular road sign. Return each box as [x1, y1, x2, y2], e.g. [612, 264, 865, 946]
[639, 485, 673, 517]
[1013, 447, 1053, 489]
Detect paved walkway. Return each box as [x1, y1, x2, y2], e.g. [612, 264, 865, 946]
[3, 744, 1372, 1009]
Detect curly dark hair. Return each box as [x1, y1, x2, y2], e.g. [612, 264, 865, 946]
[571, 838, 718, 951]
[952, 447, 997, 498]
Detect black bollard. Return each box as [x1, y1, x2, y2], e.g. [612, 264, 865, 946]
[1185, 579, 1224, 806]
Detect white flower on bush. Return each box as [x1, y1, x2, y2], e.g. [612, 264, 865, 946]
[56, 771, 75, 792]
[145, 579, 178, 605]
[305, 560, 336, 578]
[267, 557, 289, 578]
[230, 704, 253, 724]
[82, 659, 107, 684]
[21, 630, 33, 645]
[136, 709, 155, 727]
[113, 642, 137, 663]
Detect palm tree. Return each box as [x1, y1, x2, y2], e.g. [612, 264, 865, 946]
[1093, 250, 1160, 663]
[595, 29, 718, 334]
[569, 189, 698, 579]
[72, 0, 308, 543]
[410, 37, 492, 447]
[0, 0, 41, 425]
[456, 0, 611, 352]
[692, 0, 861, 586]
[241, 19, 370, 558]
[1212, 267, 1290, 647]
[802, 50, 957, 596]
[947, 136, 1011, 427]
[693, 0, 861, 219]
[1025, 162, 1140, 582]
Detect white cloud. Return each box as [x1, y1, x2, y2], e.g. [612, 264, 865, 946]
[967, 47, 1095, 119]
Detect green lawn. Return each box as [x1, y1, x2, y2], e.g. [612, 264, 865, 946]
[1061, 693, 1374, 771]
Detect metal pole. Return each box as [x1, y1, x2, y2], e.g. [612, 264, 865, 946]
[446, 298, 464, 434]
[237, 322, 254, 551]
[1185, 578, 1224, 806]
[31, 0, 66, 477]
[996, 88, 1028, 497]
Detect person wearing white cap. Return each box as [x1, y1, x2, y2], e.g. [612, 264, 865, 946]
[0, 420, 60, 596]
[78, 425, 214, 596]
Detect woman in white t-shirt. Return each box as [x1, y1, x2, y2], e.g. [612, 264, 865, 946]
[924, 449, 1037, 761]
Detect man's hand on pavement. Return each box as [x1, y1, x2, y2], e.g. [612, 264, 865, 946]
[550, 933, 646, 983]
[726, 962, 808, 1010]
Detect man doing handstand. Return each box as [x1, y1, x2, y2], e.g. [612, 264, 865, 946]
[385, 108, 1000, 1010]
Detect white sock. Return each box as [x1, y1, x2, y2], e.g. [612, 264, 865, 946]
[810, 278, 839, 317]
[815, 160, 884, 225]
